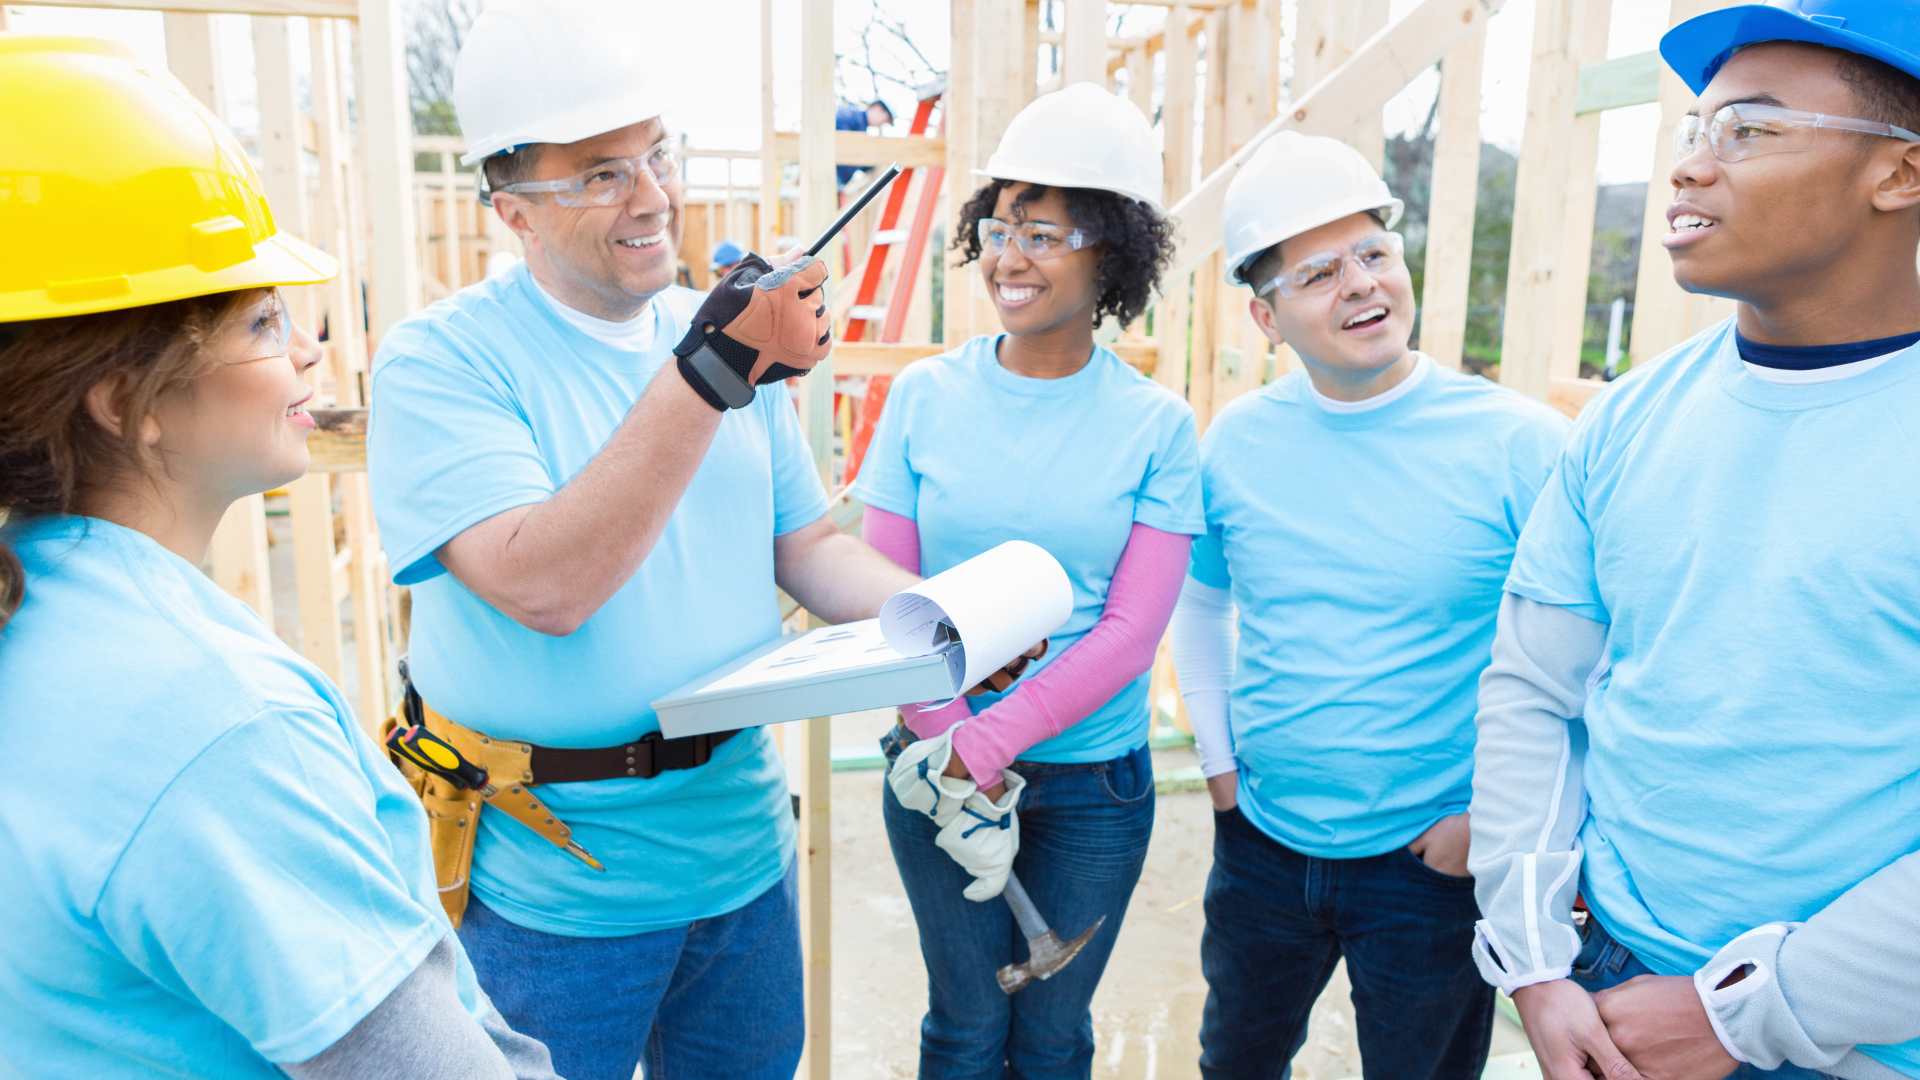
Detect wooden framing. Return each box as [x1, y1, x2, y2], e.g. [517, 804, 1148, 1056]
[1498, 0, 1612, 400]
[23, 0, 1771, 1069]
[1418, 25, 1487, 368]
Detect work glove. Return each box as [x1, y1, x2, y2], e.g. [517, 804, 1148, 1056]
[935, 767, 1026, 901]
[887, 725, 976, 829]
[673, 252, 832, 411]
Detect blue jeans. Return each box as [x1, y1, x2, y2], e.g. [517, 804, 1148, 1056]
[1198, 805, 1492, 1080]
[1572, 915, 1838, 1080]
[458, 861, 803, 1080]
[881, 725, 1155, 1080]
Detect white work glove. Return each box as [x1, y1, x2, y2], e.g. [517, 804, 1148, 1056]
[887, 724, 976, 828]
[935, 768, 1026, 902]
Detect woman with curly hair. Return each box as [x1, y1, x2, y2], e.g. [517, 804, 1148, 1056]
[851, 82, 1203, 1077]
[0, 37, 554, 1077]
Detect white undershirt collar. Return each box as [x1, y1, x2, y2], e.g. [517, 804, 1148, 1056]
[528, 274, 659, 353]
[1305, 352, 1432, 413]
[1740, 350, 1901, 385]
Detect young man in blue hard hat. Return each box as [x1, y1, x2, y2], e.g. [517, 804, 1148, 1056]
[1468, 3, 1920, 1079]
[1170, 129, 1568, 1080]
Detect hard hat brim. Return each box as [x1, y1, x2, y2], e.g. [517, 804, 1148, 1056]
[0, 231, 338, 323]
[1660, 4, 1920, 95]
[971, 166, 1164, 213]
[1225, 196, 1405, 286]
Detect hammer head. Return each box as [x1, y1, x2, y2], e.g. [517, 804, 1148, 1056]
[995, 916, 1106, 994]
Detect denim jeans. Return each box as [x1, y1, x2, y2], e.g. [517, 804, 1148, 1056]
[1572, 915, 1839, 1080]
[1198, 805, 1492, 1080]
[458, 861, 803, 1080]
[881, 724, 1156, 1080]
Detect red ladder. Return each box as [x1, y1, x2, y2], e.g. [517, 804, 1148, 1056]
[841, 79, 947, 485]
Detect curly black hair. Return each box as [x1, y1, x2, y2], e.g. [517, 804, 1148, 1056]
[951, 179, 1176, 328]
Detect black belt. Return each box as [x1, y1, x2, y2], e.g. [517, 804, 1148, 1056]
[399, 657, 737, 784]
[531, 728, 740, 784]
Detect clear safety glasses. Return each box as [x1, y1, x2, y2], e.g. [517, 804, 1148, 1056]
[1257, 231, 1405, 300]
[491, 141, 681, 207]
[1676, 102, 1920, 164]
[242, 291, 293, 363]
[976, 218, 1098, 261]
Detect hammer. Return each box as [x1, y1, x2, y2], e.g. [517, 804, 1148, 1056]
[996, 871, 1107, 994]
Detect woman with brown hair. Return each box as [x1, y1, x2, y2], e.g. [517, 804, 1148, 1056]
[0, 36, 556, 1078]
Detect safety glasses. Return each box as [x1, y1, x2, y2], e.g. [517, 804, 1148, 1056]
[1676, 102, 1920, 164]
[240, 291, 293, 363]
[490, 141, 680, 207]
[976, 218, 1097, 261]
[1257, 231, 1404, 300]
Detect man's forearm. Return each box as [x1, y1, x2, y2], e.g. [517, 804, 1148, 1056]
[441, 364, 724, 635]
[1468, 592, 1607, 991]
[1697, 849, 1920, 1077]
[777, 524, 919, 624]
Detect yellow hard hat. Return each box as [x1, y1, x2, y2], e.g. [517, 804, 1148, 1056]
[0, 35, 336, 323]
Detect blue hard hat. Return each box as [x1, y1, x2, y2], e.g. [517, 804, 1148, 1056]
[1660, 0, 1920, 95]
[710, 239, 746, 270]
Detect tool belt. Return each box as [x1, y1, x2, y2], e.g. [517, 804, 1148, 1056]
[382, 667, 738, 927]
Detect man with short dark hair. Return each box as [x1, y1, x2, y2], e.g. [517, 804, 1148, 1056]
[1469, 3, 1920, 1079]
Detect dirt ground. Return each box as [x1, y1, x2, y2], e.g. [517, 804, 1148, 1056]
[824, 711, 1529, 1079]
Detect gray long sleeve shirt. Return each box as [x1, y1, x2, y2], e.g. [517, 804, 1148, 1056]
[1469, 593, 1919, 1080]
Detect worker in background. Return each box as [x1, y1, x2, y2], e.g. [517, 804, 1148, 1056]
[1469, 2, 1920, 1078]
[836, 96, 895, 187]
[366, 5, 1035, 1078]
[857, 82, 1202, 1077]
[1170, 130, 1569, 1080]
[710, 238, 747, 285]
[0, 36, 557, 1079]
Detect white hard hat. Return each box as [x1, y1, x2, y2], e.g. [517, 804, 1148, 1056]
[977, 82, 1163, 211]
[1221, 131, 1404, 285]
[454, 0, 669, 167]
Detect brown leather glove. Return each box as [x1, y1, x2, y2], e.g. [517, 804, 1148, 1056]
[673, 253, 832, 410]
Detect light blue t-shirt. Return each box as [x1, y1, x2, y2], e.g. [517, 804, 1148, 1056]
[368, 264, 829, 937]
[1193, 357, 1569, 858]
[0, 516, 482, 1077]
[851, 335, 1203, 762]
[1507, 320, 1920, 1077]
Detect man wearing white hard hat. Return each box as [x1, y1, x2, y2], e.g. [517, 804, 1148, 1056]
[1469, 3, 1920, 1078]
[362, 4, 986, 1077]
[1169, 130, 1568, 1079]
[857, 82, 1202, 1076]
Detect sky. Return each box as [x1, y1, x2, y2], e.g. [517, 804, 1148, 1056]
[6, 0, 1690, 188]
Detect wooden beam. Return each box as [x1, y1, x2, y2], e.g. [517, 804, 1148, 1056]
[1549, 375, 1608, 416]
[1106, 7, 1208, 78]
[1576, 50, 1660, 114]
[759, 0, 781, 254]
[1293, 0, 1390, 165]
[358, 0, 421, 345]
[1417, 24, 1486, 368]
[1060, 0, 1107, 86]
[1629, 0, 1738, 369]
[1166, 0, 1506, 279]
[943, 0, 979, 347]
[1499, 0, 1610, 402]
[162, 13, 223, 112]
[795, 5, 834, 1078]
[1210, 0, 1280, 408]
[1162, 2, 1198, 202]
[29, 0, 356, 16]
[769, 131, 947, 170]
